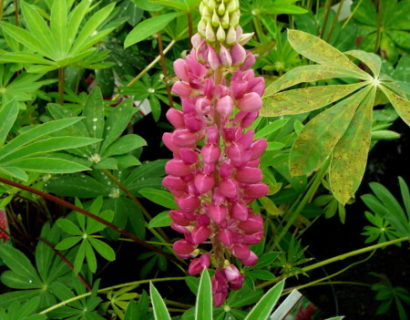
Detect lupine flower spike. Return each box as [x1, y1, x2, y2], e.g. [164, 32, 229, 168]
[163, 0, 267, 307]
[0, 209, 10, 242]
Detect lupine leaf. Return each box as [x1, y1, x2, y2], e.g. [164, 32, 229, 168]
[287, 29, 369, 79]
[4, 157, 90, 173]
[124, 12, 180, 48]
[89, 238, 115, 261]
[149, 283, 172, 320]
[345, 50, 382, 78]
[103, 134, 147, 157]
[290, 88, 369, 176]
[261, 82, 366, 117]
[148, 211, 172, 228]
[244, 280, 285, 320]
[139, 188, 178, 209]
[380, 85, 410, 126]
[0, 100, 19, 146]
[50, 0, 68, 56]
[330, 88, 376, 204]
[195, 269, 213, 320]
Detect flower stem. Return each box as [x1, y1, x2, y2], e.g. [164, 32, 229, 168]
[319, 0, 333, 38]
[0, 0, 4, 21]
[157, 33, 174, 109]
[259, 236, 409, 289]
[187, 11, 194, 42]
[342, 0, 364, 29]
[13, 0, 19, 25]
[0, 177, 180, 264]
[374, 0, 383, 53]
[39, 276, 186, 315]
[58, 67, 65, 105]
[326, 0, 345, 41]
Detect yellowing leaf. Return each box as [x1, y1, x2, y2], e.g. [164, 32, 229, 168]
[264, 65, 363, 97]
[329, 88, 376, 204]
[287, 30, 370, 80]
[345, 50, 382, 78]
[380, 85, 410, 126]
[261, 82, 366, 117]
[290, 88, 370, 176]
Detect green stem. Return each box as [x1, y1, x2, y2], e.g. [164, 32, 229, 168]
[320, 0, 333, 38]
[283, 280, 370, 294]
[157, 33, 174, 109]
[112, 40, 176, 102]
[259, 236, 409, 289]
[374, 0, 382, 53]
[13, 0, 18, 25]
[273, 162, 328, 248]
[326, 0, 345, 41]
[187, 11, 193, 42]
[342, 0, 364, 29]
[0, 177, 181, 265]
[58, 67, 65, 105]
[0, 0, 4, 21]
[39, 277, 186, 315]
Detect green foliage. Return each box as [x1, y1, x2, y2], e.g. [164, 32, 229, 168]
[371, 273, 410, 320]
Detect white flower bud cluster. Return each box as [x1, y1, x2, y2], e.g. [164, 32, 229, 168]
[198, 0, 240, 45]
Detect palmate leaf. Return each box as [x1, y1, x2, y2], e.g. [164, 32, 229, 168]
[262, 29, 409, 204]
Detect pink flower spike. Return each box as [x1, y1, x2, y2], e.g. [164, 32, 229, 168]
[219, 179, 238, 198]
[162, 176, 186, 195]
[174, 59, 190, 82]
[194, 174, 215, 194]
[241, 112, 259, 128]
[184, 113, 203, 132]
[208, 46, 220, 69]
[243, 183, 269, 199]
[179, 148, 198, 164]
[192, 225, 211, 244]
[172, 81, 192, 97]
[173, 239, 196, 258]
[165, 159, 193, 177]
[172, 129, 197, 148]
[232, 202, 248, 221]
[236, 167, 263, 184]
[243, 231, 264, 245]
[162, 132, 179, 153]
[208, 204, 227, 224]
[237, 92, 263, 113]
[0, 209, 9, 242]
[231, 43, 247, 65]
[201, 144, 220, 163]
[218, 229, 234, 246]
[188, 254, 211, 275]
[206, 125, 219, 144]
[239, 214, 264, 234]
[169, 210, 191, 226]
[176, 195, 200, 212]
[216, 95, 234, 118]
[240, 51, 256, 70]
[250, 139, 268, 160]
[166, 108, 185, 129]
[219, 45, 232, 67]
[232, 244, 258, 266]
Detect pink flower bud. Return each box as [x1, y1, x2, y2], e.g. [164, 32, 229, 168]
[194, 174, 215, 194]
[184, 113, 203, 132]
[172, 81, 192, 97]
[208, 204, 228, 224]
[250, 139, 267, 160]
[236, 167, 263, 184]
[232, 244, 258, 266]
[224, 264, 242, 283]
[203, 163, 216, 175]
[219, 179, 238, 198]
[206, 125, 219, 144]
[219, 161, 233, 178]
[162, 132, 179, 153]
[179, 148, 198, 164]
[226, 143, 243, 165]
[201, 144, 220, 163]
[243, 183, 269, 198]
[165, 159, 193, 176]
[172, 129, 197, 148]
[208, 46, 220, 69]
[192, 225, 211, 244]
[241, 111, 259, 128]
[237, 130, 254, 149]
[240, 51, 256, 70]
[173, 239, 195, 258]
[219, 45, 232, 67]
[216, 95, 234, 118]
[243, 231, 264, 245]
[218, 229, 234, 246]
[231, 78, 248, 99]
[162, 176, 186, 195]
[188, 254, 210, 275]
[239, 214, 264, 234]
[231, 43, 247, 65]
[171, 221, 189, 234]
[249, 77, 265, 96]
[176, 195, 200, 212]
[169, 210, 191, 226]
[174, 59, 190, 82]
[232, 202, 248, 221]
[237, 92, 262, 112]
[166, 108, 185, 129]
[195, 97, 211, 115]
[0, 209, 9, 242]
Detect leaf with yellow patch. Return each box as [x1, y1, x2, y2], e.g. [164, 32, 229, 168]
[290, 88, 370, 176]
[287, 29, 369, 80]
[329, 88, 376, 204]
[261, 82, 366, 117]
[380, 85, 410, 126]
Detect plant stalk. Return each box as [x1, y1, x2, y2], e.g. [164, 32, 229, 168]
[58, 67, 65, 105]
[187, 11, 193, 42]
[319, 0, 333, 38]
[259, 236, 409, 289]
[0, 0, 4, 21]
[374, 0, 383, 53]
[157, 33, 174, 109]
[326, 0, 345, 41]
[39, 276, 186, 315]
[13, 0, 19, 25]
[0, 177, 181, 265]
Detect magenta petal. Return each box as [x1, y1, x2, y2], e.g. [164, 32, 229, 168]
[162, 176, 186, 195]
[208, 204, 227, 224]
[239, 214, 264, 234]
[173, 240, 195, 258]
[243, 183, 269, 199]
[179, 148, 198, 164]
[219, 45, 232, 67]
[172, 129, 197, 148]
[237, 92, 262, 112]
[236, 167, 263, 184]
[188, 254, 210, 275]
[176, 195, 200, 212]
[169, 210, 191, 226]
[219, 179, 238, 198]
[231, 43, 247, 65]
[166, 108, 185, 128]
[165, 159, 193, 177]
[250, 138, 267, 160]
[172, 81, 192, 96]
[201, 144, 220, 163]
[232, 202, 248, 221]
[192, 225, 211, 244]
[173, 58, 190, 82]
[194, 174, 215, 194]
[216, 95, 234, 118]
[218, 229, 234, 246]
